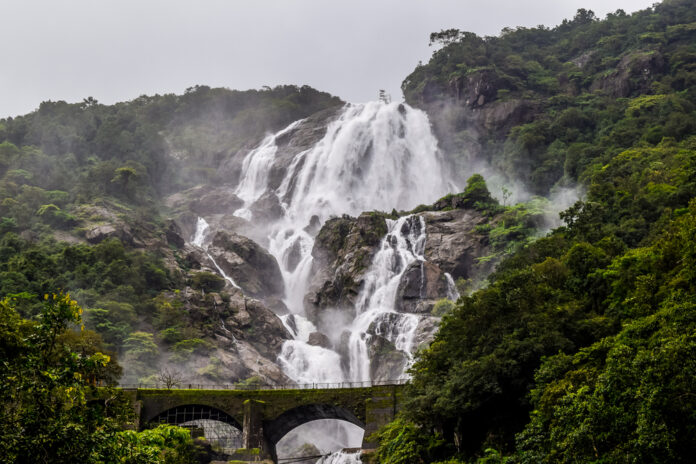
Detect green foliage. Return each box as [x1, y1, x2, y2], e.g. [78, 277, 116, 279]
[0, 293, 197, 463]
[190, 271, 225, 292]
[380, 3, 696, 456]
[404, 1, 696, 195]
[372, 417, 449, 464]
[432, 298, 456, 316]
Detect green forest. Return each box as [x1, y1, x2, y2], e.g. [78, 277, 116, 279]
[374, 1, 696, 462]
[2, 0, 696, 462]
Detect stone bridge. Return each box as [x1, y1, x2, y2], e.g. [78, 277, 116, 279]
[120, 384, 403, 462]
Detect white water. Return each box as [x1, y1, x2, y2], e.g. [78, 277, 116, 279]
[191, 216, 240, 289]
[347, 215, 427, 381]
[233, 120, 304, 220]
[228, 102, 455, 386]
[317, 451, 362, 464]
[445, 272, 461, 301]
[203, 101, 457, 463]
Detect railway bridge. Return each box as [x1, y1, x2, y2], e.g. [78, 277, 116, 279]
[120, 381, 404, 463]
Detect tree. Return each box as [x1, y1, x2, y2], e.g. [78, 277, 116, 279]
[0, 293, 198, 464]
[157, 367, 184, 389]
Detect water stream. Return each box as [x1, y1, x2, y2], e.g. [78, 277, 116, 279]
[199, 101, 457, 461]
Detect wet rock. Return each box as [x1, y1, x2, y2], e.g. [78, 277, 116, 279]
[164, 220, 186, 248]
[303, 215, 322, 235]
[234, 339, 292, 385]
[208, 231, 284, 299]
[285, 237, 304, 273]
[395, 261, 450, 314]
[266, 107, 342, 194]
[367, 337, 408, 382]
[248, 191, 284, 224]
[304, 213, 388, 324]
[307, 332, 331, 349]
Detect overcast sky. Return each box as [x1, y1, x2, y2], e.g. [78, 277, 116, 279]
[1, 0, 658, 118]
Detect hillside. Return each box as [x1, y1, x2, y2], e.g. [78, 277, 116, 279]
[1, 0, 696, 462]
[373, 1, 696, 462]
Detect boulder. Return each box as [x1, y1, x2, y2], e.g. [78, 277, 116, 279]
[164, 219, 186, 248]
[85, 223, 133, 244]
[395, 260, 450, 314]
[366, 336, 409, 382]
[307, 332, 331, 349]
[208, 231, 284, 299]
[304, 213, 388, 324]
[248, 191, 284, 224]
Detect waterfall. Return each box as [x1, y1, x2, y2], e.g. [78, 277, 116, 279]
[445, 272, 460, 301]
[347, 215, 426, 381]
[191, 217, 240, 289]
[227, 101, 454, 385]
[205, 101, 456, 463]
[233, 120, 304, 220]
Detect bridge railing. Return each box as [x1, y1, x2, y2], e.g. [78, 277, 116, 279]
[118, 378, 408, 390]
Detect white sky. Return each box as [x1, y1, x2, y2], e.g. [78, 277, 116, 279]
[1, 0, 657, 118]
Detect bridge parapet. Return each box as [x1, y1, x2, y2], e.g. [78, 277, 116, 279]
[122, 384, 404, 463]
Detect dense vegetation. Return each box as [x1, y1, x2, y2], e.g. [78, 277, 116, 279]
[0, 85, 342, 382]
[404, 0, 696, 197]
[0, 293, 201, 463]
[374, 1, 696, 462]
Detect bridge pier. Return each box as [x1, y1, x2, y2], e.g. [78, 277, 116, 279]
[362, 385, 400, 449]
[240, 399, 275, 462]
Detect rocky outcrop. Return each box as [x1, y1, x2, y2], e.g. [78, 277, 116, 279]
[591, 50, 665, 98]
[165, 184, 244, 216]
[304, 213, 388, 324]
[85, 224, 130, 244]
[164, 219, 186, 248]
[450, 68, 508, 108]
[207, 231, 284, 299]
[156, 286, 292, 385]
[219, 106, 342, 196]
[307, 207, 492, 319]
[421, 208, 493, 278]
[395, 260, 451, 314]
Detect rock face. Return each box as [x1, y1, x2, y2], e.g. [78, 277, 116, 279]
[304, 213, 388, 324]
[165, 184, 244, 216]
[208, 231, 284, 299]
[219, 106, 342, 197]
[308, 207, 493, 319]
[591, 50, 665, 97]
[450, 68, 507, 108]
[421, 208, 493, 279]
[154, 286, 292, 386]
[395, 260, 451, 314]
[305, 204, 496, 381]
[85, 223, 133, 244]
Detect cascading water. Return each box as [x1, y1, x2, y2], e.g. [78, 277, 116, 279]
[233, 120, 304, 221]
[227, 101, 455, 385]
[347, 215, 426, 381]
[192, 216, 240, 289]
[266, 102, 453, 386]
[221, 101, 456, 462]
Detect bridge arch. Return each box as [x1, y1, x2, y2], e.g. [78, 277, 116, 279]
[264, 403, 365, 445]
[148, 403, 243, 431]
